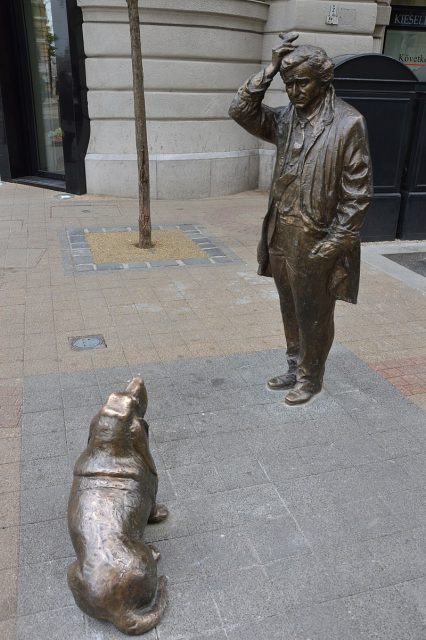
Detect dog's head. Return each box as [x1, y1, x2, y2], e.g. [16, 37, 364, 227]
[88, 378, 148, 451]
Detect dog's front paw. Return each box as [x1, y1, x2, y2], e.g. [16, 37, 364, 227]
[148, 504, 169, 524]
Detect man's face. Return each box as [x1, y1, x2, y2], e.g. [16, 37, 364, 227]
[282, 61, 325, 115]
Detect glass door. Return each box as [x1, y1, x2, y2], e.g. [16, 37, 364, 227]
[23, 0, 64, 176]
[0, 0, 88, 192]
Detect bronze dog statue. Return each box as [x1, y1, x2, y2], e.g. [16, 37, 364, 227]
[67, 377, 168, 635]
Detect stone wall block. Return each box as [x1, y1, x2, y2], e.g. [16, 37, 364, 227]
[85, 59, 261, 91]
[88, 119, 258, 155]
[83, 23, 263, 60]
[88, 91, 236, 120]
[85, 157, 157, 198]
[156, 159, 211, 199]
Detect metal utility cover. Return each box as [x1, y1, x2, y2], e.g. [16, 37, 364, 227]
[69, 335, 107, 351]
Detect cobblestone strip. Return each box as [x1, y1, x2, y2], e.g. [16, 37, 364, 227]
[62, 224, 242, 273]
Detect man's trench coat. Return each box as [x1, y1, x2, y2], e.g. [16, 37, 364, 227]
[229, 71, 373, 304]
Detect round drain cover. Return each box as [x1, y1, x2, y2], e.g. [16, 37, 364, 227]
[70, 335, 106, 351]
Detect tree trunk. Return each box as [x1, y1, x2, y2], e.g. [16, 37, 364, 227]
[127, 0, 152, 248]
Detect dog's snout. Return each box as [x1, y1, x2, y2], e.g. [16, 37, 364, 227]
[126, 377, 148, 416]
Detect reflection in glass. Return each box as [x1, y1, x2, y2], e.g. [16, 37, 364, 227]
[384, 29, 426, 71]
[25, 0, 64, 174]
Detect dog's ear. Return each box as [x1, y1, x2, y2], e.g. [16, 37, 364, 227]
[125, 377, 148, 418]
[103, 392, 134, 420]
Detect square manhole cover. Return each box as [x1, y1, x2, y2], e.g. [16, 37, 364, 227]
[69, 335, 107, 351]
[383, 252, 426, 277]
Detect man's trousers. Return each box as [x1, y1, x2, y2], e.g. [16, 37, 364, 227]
[269, 223, 337, 390]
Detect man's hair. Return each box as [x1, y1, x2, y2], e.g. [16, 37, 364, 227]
[280, 45, 334, 87]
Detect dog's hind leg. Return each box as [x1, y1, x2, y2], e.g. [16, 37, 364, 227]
[113, 576, 168, 636]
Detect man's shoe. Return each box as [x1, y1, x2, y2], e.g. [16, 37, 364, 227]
[267, 372, 297, 390]
[285, 384, 321, 406]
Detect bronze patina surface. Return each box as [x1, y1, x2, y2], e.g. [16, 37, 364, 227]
[67, 377, 168, 635]
[229, 32, 373, 405]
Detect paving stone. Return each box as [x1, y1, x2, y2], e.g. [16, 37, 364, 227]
[20, 518, 73, 565]
[195, 529, 261, 579]
[17, 606, 85, 640]
[156, 471, 177, 505]
[86, 615, 158, 639]
[60, 371, 97, 390]
[166, 462, 222, 500]
[0, 463, 20, 494]
[208, 565, 280, 626]
[157, 436, 212, 469]
[61, 385, 102, 410]
[226, 614, 296, 640]
[0, 618, 16, 640]
[365, 528, 426, 585]
[183, 484, 287, 536]
[147, 394, 193, 420]
[0, 526, 18, 570]
[23, 375, 61, 413]
[67, 428, 89, 460]
[284, 599, 362, 640]
[0, 437, 21, 464]
[21, 428, 67, 461]
[21, 483, 69, 524]
[188, 409, 238, 437]
[210, 256, 234, 264]
[242, 514, 310, 563]
[156, 579, 221, 640]
[183, 631, 227, 640]
[0, 568, 17, 621]
[143, 501, 191, 544]
[156, 535, 204, 584]
[200, 431, 253, 462]
[396, 452, 426, 488]
[18, 558, 75, 616]
[246, 424, 329, 465]
[95, 365, 133, 386]
[21, 409, 64, 436]
[265, 554, 340, 611]
[294, 495, 408, 548]
[21, 455, 72, 490]
[334, 433, 387, 464]
[215, 456, 269, 492]
[0, 491, 20, 527]
[380, 486, 426, 527]
[63, 404, 99, 432]
[316, 538, 384, 595]
[341, 584, 426, 639]
[150, 415, 197, 443]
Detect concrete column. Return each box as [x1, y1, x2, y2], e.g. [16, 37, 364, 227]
[77, 0, 269, 198]
[373, 0, 391, 53]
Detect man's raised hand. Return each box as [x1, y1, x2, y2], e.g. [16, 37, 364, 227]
[266, 32, 299, 79]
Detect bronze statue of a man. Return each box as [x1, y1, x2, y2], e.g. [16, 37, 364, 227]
[229, 32, 372, 405]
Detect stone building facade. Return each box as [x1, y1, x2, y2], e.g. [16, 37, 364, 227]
[77, 0, 392, 199]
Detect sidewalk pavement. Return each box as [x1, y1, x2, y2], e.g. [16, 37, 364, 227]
[1, 181, 426, 639]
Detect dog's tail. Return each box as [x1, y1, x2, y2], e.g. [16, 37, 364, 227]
[113, 575, 168, 636]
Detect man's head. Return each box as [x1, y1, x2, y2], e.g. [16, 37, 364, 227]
[280, 45, 334, 114]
